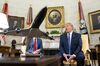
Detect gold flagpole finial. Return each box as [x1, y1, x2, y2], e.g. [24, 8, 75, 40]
[5, 0, 8, 3]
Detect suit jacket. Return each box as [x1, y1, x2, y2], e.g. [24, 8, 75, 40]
[26, 38, 43, 53]
[59, 32, 83, 56]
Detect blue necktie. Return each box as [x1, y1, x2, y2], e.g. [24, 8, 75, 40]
[67, 33, 71, 54]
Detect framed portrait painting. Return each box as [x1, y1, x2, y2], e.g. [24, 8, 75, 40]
[88, 10, 100, 33]
[45, 6, 65, 28]
[8, 15, 25, 30]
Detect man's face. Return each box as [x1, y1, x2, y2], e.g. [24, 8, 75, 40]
[65, 24, 73, 32]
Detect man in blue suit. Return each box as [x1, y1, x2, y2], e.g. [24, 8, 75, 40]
[26, 37, 43, 54]
[59, 23, 84, 66]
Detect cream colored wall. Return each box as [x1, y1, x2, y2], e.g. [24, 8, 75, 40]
[0, 0, 100, 46]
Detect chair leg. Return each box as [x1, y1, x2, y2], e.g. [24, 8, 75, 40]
[91, 60, 93, 66]
[94, 60, 96, 66]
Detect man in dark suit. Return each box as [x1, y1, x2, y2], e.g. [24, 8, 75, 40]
[59, 23, 85, 66]
[26, 37, 43, 54]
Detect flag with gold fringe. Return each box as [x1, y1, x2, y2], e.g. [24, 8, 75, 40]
[78, 1, 91, 66]
[78, 0, 88, 34]
[1, 2, 9, 45]
[26, 6, 33, 28]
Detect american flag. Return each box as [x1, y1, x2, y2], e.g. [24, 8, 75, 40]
[1, 2, 9, 45]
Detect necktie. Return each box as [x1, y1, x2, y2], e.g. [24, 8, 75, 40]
[33, 38, 36, 51]
[67, 33, 71, 54]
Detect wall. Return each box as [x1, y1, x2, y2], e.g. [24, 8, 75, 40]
[0, 0, 100, 46]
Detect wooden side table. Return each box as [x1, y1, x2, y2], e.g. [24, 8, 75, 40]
[0, 46, 10, 56]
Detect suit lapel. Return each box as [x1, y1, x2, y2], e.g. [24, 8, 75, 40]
[63, 33, 68, 46]
[71, 32, 76, 45]
[36, 38, 38, 49]
[72, 32, 76, 38]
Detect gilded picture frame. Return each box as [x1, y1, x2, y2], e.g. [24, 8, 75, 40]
[8, 15, 24, 30]
[88, 10, 100, 33]
[45, 6, 64, 28]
